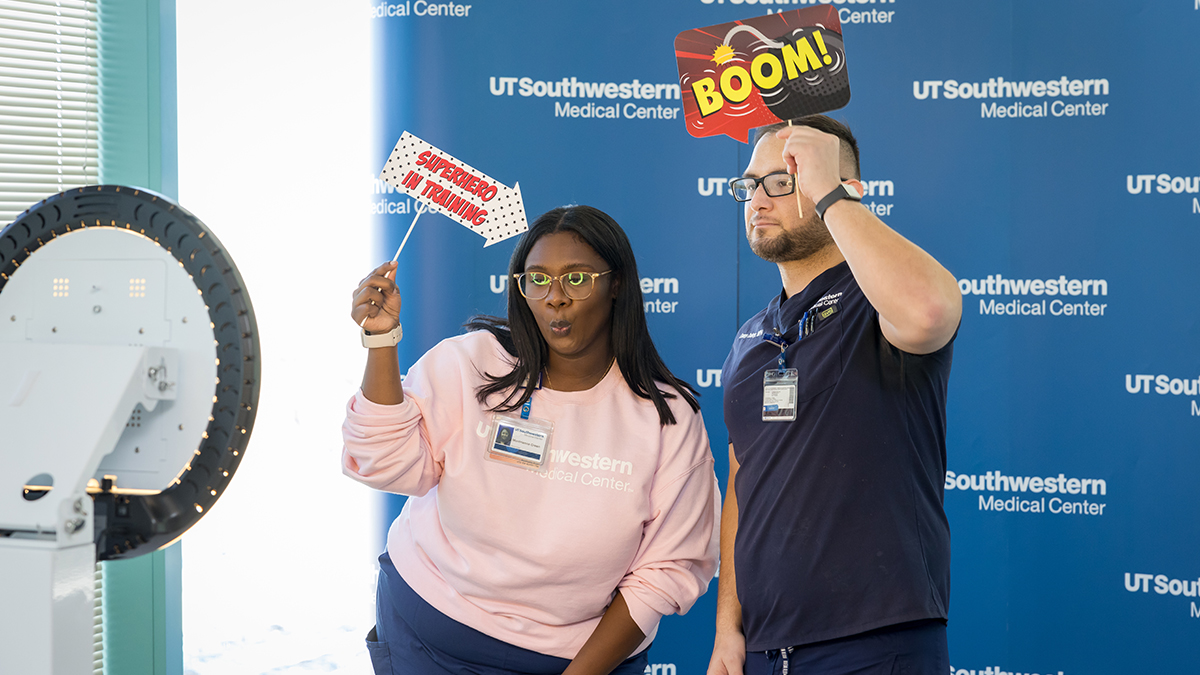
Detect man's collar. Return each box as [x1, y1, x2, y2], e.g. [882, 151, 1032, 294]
[778, 261, 851, 313]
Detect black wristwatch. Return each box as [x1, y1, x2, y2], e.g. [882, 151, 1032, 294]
[815, 183, 862, 220]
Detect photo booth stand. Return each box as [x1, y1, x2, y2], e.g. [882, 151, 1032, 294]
[0, 187, 259, 674]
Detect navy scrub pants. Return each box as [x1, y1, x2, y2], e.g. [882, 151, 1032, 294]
[743, 619, 949, 675]
[368, 552, 651, 675]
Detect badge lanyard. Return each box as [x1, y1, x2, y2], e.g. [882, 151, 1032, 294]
[487, 372, 554, 469]
[761, 314, 806, 422]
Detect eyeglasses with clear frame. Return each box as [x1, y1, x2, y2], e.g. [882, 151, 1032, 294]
[729, 171, 796, 202]
[512, 270, 613, 300]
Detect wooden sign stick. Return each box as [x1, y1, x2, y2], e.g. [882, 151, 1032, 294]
[788, 119, 803, 219]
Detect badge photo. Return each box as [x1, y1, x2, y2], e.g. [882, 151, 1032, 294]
[486, 412, 554, 469]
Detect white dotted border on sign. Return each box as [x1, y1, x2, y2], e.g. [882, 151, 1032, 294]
[380, 132, 527, 245]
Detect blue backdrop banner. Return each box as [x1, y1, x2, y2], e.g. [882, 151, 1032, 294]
[369, 2, 1200, 674]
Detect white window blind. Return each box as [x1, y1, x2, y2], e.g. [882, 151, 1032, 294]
[0, 0, 98, 225]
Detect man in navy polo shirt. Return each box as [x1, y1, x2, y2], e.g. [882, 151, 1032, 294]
[707, 116, 962, 675]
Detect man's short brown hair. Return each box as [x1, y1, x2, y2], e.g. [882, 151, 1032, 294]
[751, 115, 861, 181]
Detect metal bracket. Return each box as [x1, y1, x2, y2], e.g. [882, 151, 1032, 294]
[141, 348, 178, 410]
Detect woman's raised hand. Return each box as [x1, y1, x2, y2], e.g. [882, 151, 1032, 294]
[352, 261, 402, 334]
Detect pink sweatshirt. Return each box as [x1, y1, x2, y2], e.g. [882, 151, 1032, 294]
[342, 330, 720, 659]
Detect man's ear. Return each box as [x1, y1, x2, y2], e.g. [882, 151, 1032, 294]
[845, 178, 865, 196]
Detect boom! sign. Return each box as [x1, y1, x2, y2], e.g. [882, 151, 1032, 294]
[674, 6, 851, 142]
[379, 131, 528, 246]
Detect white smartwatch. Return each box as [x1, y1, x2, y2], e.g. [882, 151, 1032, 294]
[361, 324, 402, 348]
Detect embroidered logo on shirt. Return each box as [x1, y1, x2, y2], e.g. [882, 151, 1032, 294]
[738, 329, 765, 339]
[812, 292, 843, 308]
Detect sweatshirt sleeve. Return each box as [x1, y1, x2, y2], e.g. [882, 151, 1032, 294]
[341, 337, 475, 497]
[617, 404, 721, 637]
[341, 392, 442, 497]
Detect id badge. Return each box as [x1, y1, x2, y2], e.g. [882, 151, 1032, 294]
[762, 369, 799, 422]
[486, 412, 554, 469]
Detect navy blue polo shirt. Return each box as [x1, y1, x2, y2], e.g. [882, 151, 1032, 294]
[721, 261, 953, 651]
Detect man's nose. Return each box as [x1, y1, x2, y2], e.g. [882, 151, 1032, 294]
[749, 183, 773, 210]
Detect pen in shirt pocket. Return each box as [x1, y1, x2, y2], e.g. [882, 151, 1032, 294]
[800, 303, 838, 338]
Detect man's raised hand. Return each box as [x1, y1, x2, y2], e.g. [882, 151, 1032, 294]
[775, 124, 843, 205]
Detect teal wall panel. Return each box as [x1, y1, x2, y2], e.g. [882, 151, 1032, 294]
[97, 1, 180, 673]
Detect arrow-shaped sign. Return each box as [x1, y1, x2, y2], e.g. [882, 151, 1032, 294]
[379, 132, 528, 247]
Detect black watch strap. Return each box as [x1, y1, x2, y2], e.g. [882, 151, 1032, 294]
[815, 183, 862, 220]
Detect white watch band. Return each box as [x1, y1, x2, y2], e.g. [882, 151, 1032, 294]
[361, 324, 402, 348]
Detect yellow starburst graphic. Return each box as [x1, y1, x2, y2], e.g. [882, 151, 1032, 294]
[711, 44, 736, 65]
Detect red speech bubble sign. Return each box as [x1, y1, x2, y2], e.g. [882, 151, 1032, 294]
[675, 6, 851, 143]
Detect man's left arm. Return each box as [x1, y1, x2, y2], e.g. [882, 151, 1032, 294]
[778, 126, 962, 355]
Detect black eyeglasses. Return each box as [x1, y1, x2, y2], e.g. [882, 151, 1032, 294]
[512, 270, 613, 300]
[729, 171, 796, 202]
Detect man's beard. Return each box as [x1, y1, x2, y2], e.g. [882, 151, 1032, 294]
[748, 215, 834, 263]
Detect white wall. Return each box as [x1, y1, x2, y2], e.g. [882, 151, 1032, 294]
[175, 2, 380, 672]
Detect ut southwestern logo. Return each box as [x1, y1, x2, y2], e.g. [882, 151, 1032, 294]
[1126, 172, 1200, 215]
[490, 76, 681, 121]
[1125, 572, 1200, 597]
[1126, 173, 1200, 194]
[369, 1, 472, 18]
[639, 277, 680, 314]
[1125, 373, 1200, 396]
[1124, 571, 1200, 619]
[946, 470, 1108, 516]
[1124, 373, 1200, 417]
[534, 449, 636, 494]
[958, 274, 1109, 317]
[913, 76, 1110, 119]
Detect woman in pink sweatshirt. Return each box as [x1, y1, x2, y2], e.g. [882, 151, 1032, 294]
[343, 205, 720, 675]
